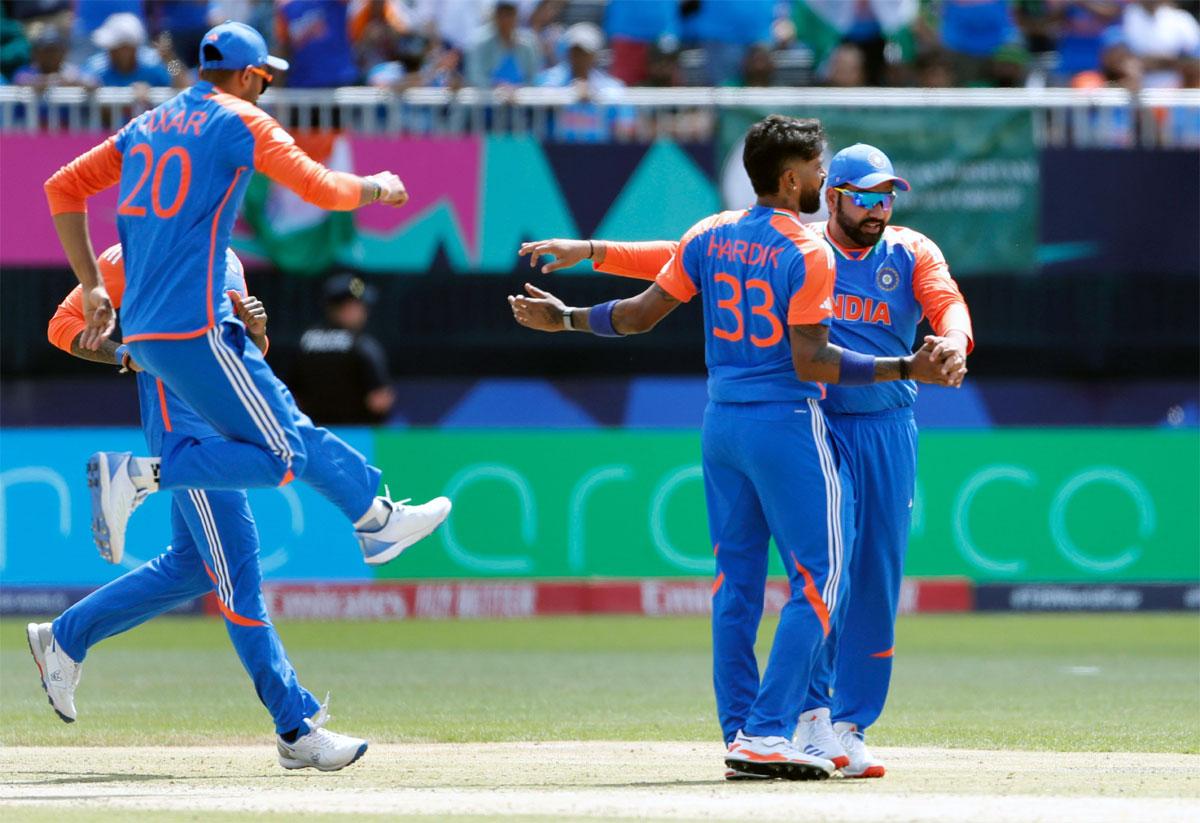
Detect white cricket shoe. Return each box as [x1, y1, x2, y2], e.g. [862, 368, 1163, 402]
[26, 622, 81, 723]
[724, 730, 835, 781]
[355, 494, 452, 566]
[834, 721, 886, 778]
[794, 707, 850, 769]
[87, 451, 149, 564]
[277, 695, 368, 772]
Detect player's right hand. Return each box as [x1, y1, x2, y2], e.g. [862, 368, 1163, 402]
[518, 239, 590, 273]
[81, 285, 116, 350]
[366, 172, 409, 207]
[508, 282, 569, 332]
[907, 341, 965, 387]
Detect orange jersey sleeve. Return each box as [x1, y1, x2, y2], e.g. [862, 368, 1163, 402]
[47, 285, 87, 353]
[597, 240, 679, 281]
[44, 137, 123, 215]
[656, 211, 748, 302]
[215, 94, 362, 211]
[49, 243, 128, 352]
[770, 213, 836, 325]
[903, 229, 975, 353]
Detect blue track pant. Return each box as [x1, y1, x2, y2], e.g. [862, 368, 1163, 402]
[805, 407, 918, 733]
[53, 489, 320, 735]
[705, 399, 855, 744]
[128, 321, 380, 522]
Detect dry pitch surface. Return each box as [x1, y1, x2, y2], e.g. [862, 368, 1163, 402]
[2, 742, 1197, 823]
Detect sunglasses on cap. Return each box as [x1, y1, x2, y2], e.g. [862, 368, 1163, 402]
[833, 187, 897, 209]
[247, 65, 273, 88]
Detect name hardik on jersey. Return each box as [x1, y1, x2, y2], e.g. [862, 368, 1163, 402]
[655, 205, 836, 404]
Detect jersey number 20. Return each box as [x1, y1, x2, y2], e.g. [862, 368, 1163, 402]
[118, 144, 192, 219]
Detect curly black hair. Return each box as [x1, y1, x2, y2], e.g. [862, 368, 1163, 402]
[742, 115, 825, 196]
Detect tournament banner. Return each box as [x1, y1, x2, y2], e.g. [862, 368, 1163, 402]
[0, 132, 717, 273]
[2, 427, 1194, 587]
[718, 106, 1039, 274]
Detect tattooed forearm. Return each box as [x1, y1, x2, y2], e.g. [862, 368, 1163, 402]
[70, 335, 120, 366]
[651, 284, 679, 305]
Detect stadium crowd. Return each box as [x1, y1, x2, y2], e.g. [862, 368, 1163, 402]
[1, 0, 1197, 92]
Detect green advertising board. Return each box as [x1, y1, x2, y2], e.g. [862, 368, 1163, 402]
[719, 107, 1039, 274]
[374, 429, 1198, 583]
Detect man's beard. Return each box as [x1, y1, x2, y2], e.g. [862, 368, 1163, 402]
[799, 186, 822, 214]
[836, 209, 887, 247]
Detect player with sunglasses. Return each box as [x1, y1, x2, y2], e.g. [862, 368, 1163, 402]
[517, 143, 973, 779]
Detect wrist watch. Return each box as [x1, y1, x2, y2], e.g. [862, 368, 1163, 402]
[562, 308, 575, 331]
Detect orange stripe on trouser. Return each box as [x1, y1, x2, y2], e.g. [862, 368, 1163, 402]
[155, 379, 172, 431]
[202, 562, 266, 627]
[871, 647, 895, 658]
[791, 555, 831, 637]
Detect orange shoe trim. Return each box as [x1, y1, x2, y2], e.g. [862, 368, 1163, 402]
[831, 755, 850, 769]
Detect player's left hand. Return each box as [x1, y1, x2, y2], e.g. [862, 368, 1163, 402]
[508, 283, 569, 332]
[231, 291, 269, 338]
[923, 333, 968, 387]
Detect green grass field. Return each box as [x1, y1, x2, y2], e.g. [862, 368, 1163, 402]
[3, 613, 1197, 753]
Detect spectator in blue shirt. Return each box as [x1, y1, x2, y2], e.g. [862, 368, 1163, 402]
[465, 1, 542, 88]
[151, 0, 210, 68]
[13, 22, 87, 90]
[82, 13, 185, 88]
[275, 0, 360, 87]
[936, 0, 1027, 85]
[604, 0, 679, 86]
[684, 0, 776, 86]
[536, 22, 635, 142]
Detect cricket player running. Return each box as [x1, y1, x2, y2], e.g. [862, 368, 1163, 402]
[518, 143, 973, 778]
[510, 116, 960, 780]
[30, 243, 369, 770]
[42, 21, 450, 565]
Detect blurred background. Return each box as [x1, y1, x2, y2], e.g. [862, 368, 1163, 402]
[0, 0, 1197, 620]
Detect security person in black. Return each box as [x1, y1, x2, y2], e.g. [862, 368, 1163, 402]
[289, 274, 395, 424]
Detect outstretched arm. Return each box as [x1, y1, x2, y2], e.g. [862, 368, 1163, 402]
[508, 281, 680, 335]
[518, 238, 679, 280]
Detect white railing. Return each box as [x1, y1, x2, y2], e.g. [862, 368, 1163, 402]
[1, 85, 1197, 148]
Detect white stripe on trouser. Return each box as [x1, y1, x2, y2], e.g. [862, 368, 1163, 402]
[807, 398, 844, 613]
[205, 327, 293, 466]
[188, 489, 234, 610]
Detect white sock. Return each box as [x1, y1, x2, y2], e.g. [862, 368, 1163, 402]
[127, 457, 161, 493]
[354, 497, 391, 531]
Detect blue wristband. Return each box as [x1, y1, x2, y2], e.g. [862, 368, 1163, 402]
[115, 344, 130, 366]
[838, 350, 876, 386]
[588, 300, 624, 338]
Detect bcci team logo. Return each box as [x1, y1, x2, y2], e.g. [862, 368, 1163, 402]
[876, 265, 900, 291]
[868, 151, 887, 169]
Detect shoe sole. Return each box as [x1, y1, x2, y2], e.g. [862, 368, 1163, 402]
[724, 767, 772, 781]
[87, 453, 122, 565]
[279, 741, 368, 772]
[26, 624, 74, 724]
[724, 757, 831, 781]
[845, 765, 886, 778]
[363, 508, 451, 566]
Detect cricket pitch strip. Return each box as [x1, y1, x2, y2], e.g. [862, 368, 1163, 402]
[2, 742, 1196, 822]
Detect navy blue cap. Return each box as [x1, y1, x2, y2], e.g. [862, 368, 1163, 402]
[827, 143, 910, 191]
[324, 274, 377, 305]
[200, 21, 289, 73]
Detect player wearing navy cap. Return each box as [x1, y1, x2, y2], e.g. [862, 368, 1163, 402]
[44, 20, 450, 582]
[516, 141, 973, 779]
[509, 116, 960, 781]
